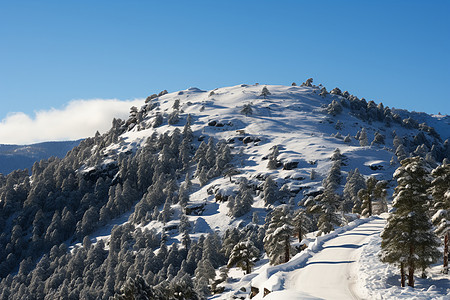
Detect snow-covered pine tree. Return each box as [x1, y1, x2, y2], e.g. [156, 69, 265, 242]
[263, 206, 293, 265]
[359, 127, 368, 146]
[241, 103, 253, 116]
[380, 157, 441, 287]
[266, 145, 279, 170]
[263, 176, 278, 206]
[359, 176, 379, 217]
[324, 159, 341, 191]
[312, 187, 341, 236]
[292, 208, 313, 243]
[430, 162, 450, 274]
[343, 168, 366, 214]
[260, 86, 271, 99]
[327, 100, 343, 116]
[227, 241, 260, 274]
[232, 183, 254, 217]
[343, 134, 351, 143]
[221, 228, 241, 259]
[395, 144, 408, 161]
[371, 131, 385, 146]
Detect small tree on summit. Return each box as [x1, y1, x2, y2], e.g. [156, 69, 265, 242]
[301, 78, 313, 87]
[261, 86, 271, 99]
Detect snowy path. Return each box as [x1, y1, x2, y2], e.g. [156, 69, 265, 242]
[266, 217, 386, 300]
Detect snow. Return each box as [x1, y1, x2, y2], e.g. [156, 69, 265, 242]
[216, 215, 448, 300]
[71, 83, 449, 298]
[244, 217, 379, 300]
[357, 219, 449, 300]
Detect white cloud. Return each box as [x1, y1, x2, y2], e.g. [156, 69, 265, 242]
[0, 98, 144, 145]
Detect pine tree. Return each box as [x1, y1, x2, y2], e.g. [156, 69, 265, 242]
[222, 228, 241, 259]
[371, 131, 385, 146]
[380, 157, 441, 287]
[260, 86, 271, 99]
[343, 168, 366, 214]
[312, 187, 341, 235]
[263, 176, 278, 206]
[227, 241, 260, 274]
[292, 208, 313, 242]
[232, 184, 254, 217]
[430, 162, 450, 273]
[327, 100, 343, 116]
[359, 128, 368, 146]
[324, 159, 341, 191]
[359, 176, 386, 217]
[241, 103, 253, 116]
[263, 206, 293, 265]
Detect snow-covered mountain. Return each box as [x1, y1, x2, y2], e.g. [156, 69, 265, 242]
[0, 140, 81, 174]
[0, 82, 448, 299]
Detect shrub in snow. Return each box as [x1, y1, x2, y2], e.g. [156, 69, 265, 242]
[301, 78, 313, 87]
[319, 87, 328, 97]
[335, 120, 344, 130]
[241, 103, 253, 116]
[327, 100, 343, 116]
[359, 127, 368, 147]
[343, 134, 351, 143]
[330, 87, 342, 95]
[371, 131, 385, 146]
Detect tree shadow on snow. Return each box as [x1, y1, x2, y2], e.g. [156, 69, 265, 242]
[305, 260, 355, 266]
[323, 243, 367, 249]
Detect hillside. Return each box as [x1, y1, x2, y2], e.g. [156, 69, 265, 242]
[0, 81, 448, 299]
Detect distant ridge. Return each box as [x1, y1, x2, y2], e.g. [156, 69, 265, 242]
[0, 140, 82, 174]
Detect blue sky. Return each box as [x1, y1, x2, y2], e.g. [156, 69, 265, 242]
[0, 0, 449, 143]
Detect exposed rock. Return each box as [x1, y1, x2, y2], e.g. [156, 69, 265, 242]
[243, 136, 254, 144]
[283, 161, 299, 170]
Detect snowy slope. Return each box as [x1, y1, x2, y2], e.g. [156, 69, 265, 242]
[84, 83, 449, 298]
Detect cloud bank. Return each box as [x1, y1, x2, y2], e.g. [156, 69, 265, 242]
[0, 99, 144, 145]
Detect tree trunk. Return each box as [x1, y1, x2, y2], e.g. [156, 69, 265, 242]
[368, 197, 372, 216]
[400, 262, 405, 287]
[408, 245, 415, 288]
[246, 258, 251, 275]
[284, 236, 290, 263]
[298, 226, 302, 243]
[444, 231, 448, 274]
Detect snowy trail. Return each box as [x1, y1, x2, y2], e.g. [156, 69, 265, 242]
[266, 217, 386, 300]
